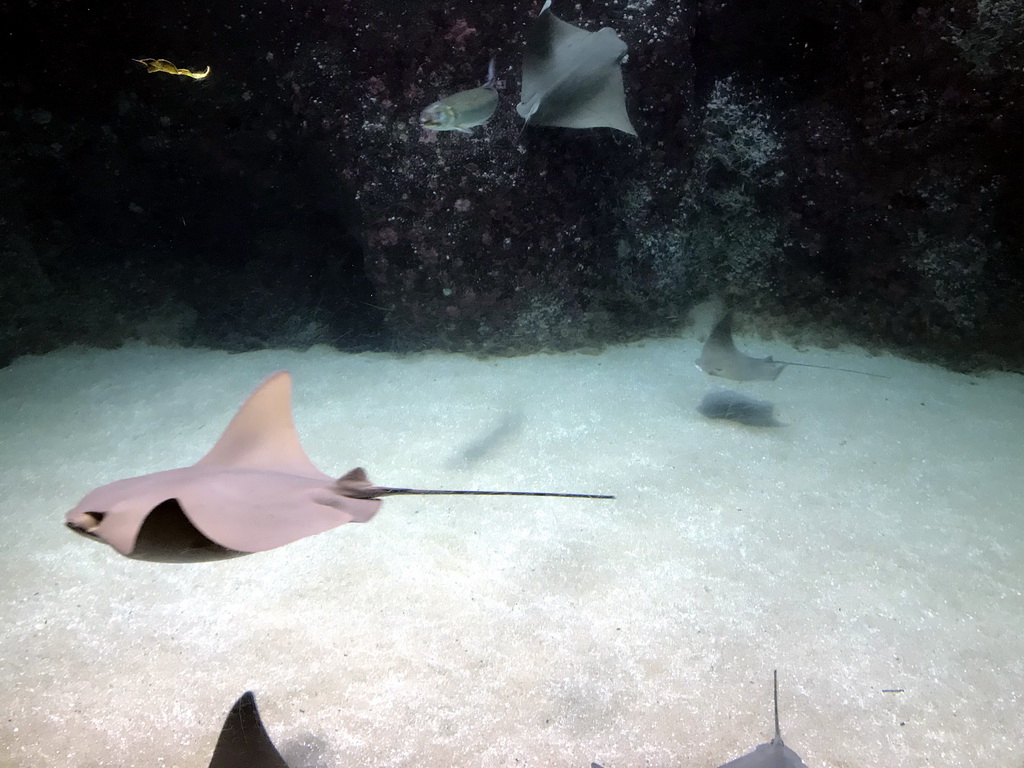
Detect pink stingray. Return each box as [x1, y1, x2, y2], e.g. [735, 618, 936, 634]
[65, 372, 380, 562]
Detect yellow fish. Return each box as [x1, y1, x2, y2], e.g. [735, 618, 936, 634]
[133, 58, 210, 80]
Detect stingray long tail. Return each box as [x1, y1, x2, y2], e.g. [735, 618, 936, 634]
[772, 669, 782, 742]
[334, 468, 615, 501]
[373, 488, 615, 499]
[781, 361, 890, 378]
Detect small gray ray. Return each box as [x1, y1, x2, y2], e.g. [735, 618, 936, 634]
[696, 313, 889, 381]
[717, 671, 809, 768]
[696, 312, 785, 382]
[516, 0, 636, 134]
[209, 691, 290, 768]
[697, 388, 782, 427]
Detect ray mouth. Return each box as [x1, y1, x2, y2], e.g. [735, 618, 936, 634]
[66, 521, 99, 539]
[66, 511, 104, 538]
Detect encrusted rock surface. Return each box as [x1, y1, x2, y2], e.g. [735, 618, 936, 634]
[1, 0, 1020, 368]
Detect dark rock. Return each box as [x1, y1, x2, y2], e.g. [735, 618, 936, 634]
[0, 0, 1021, 370]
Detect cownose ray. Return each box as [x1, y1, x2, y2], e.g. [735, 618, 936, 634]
[209, 691, 289, 768]
[516, 0, 637, 134]
[64, 371, 614, 562]
[696, 312, 889, 382]
[717, 670, 810, 768]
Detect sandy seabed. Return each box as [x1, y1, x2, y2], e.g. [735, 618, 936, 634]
[1, 335, 1022, 768]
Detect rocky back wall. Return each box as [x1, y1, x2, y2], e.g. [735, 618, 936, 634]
[1, 0, 1021, 369]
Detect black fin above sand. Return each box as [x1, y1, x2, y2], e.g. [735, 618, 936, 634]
[517, 0, 636, 134]
[208, 691, 289, 768]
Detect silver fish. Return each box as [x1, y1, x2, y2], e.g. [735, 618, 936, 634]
[420, 59, 498, 134]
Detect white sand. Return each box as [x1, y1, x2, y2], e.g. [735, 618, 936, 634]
[0, 338, 1022, 767]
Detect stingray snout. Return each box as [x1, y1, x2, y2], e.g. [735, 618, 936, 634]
[65, 511, 104, 537]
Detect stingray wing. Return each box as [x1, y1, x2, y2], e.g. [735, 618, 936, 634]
[174, 467, 380, 553]
[518, 5, 588, 114]
[517, 3, 636, 134]
[196, 371, 327, 476]
[706, 312, 739, 353]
